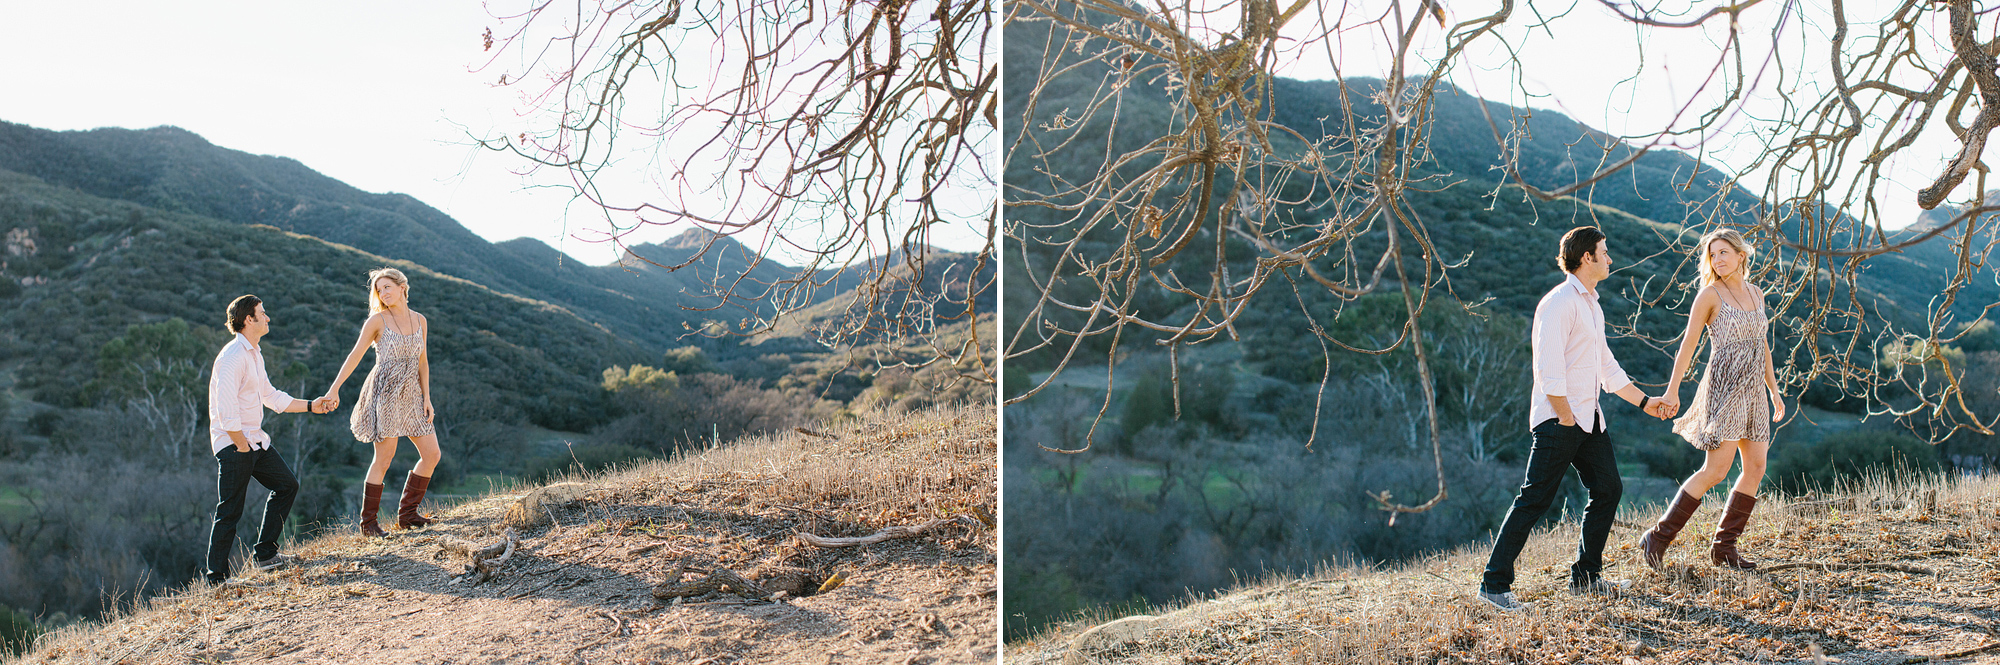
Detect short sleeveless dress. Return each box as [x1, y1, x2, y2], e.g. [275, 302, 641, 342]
[350, 323, 435, 442]
[1671, 293, 1771, 450]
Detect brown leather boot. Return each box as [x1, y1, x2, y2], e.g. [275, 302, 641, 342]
[396, 472, 438, 529]
[1710, 491, 1759, 569]
[1637, 490, 1702, 570]
[360, 482, 387, 537]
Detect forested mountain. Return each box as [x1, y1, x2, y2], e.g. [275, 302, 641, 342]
[0, 121, 788, 351]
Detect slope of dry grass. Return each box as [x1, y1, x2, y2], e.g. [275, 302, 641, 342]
[1011, 471, 2000, 665]
[12, 404, 996, 665]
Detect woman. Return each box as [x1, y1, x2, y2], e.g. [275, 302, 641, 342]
[1637, 228, 1785, 570]
[323, 268, 443, 537]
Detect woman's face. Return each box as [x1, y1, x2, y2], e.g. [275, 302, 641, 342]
[375, 277, 406, 308]
[1707, 239, 1741, 280]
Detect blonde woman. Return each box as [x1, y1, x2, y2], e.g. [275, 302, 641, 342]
[1637, 229, 1785, 570]
[322, 268, 443, 536]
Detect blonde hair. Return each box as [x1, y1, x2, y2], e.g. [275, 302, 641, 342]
[1696, 229, 1755, 287]
[366, 268, 410, 313]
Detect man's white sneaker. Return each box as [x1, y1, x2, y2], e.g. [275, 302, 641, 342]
[1478, 589, 1530, 612]
[252, 553, 299, 571]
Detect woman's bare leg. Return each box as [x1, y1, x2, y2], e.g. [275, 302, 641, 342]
[1728, 438, 1768, 497]
[409, 433, 442, 477]
[1679, 440, 1741, 497]
[366, 437, 399, 485]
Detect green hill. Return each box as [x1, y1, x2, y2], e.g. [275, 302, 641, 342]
[0, 166, 647, 426]
[0, 121, 797, 351]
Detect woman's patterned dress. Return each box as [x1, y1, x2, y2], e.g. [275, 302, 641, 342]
[1671, 293, 1771, 451]
[350, 324, 435, 442]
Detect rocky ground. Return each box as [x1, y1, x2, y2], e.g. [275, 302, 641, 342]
[19, 405, 996, 664]
[1012, 473, 2000, 665]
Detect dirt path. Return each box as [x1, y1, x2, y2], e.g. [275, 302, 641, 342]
[25, 407, 996, 664]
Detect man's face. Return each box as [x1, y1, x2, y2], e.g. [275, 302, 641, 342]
[1581, 239, 1612, 281]
[245, 304, 271, 337]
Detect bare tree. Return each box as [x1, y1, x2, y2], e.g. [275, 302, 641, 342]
[1005, 0, 2000, 517]
[474, 0, 998, 379]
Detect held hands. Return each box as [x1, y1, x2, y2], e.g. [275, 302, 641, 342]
[1644, 395, 1680, 420]
[310, 395, 340, 414]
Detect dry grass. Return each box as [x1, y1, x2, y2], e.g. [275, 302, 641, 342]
[1009, 471, 2000, 665]
[11, 404, 996, 664]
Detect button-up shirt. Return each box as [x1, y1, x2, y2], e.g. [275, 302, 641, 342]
[1529, 273, 1633, 431]
[207, 333, 295, 453]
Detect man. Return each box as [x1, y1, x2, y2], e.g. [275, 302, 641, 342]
[205, 294, 336, 585]
[1477, 226, 1671, 611]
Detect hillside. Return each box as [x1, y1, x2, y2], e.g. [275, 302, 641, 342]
[0, 166, 646, 425]
[14, 405, 997, 664]
[0, 118, 997, 636]
[1008, 472, 2000, 664]
[0, 120, 915, 352]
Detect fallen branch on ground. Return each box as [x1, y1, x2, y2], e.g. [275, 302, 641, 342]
[650, 561, 773, 601]
[1785, 498, 1859, 512]
[795, 514, 981, 548]
[1897, 640, 2000, 664]
[436, 528, 518, 584]
[1761, 561, 1935, 574]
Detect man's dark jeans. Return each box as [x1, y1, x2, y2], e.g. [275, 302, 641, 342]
[206, 446, 299, 582]
[1481, 415, 1623, 594]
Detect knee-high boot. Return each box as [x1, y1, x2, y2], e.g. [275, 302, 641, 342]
[1637, 490, 1703, 570]
[360, 482, 387, 537]
[1710, 491, 1759, 569]
[396, 472, 438, 529]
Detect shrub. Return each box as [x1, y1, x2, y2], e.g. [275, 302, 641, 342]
[0, 605, 40, 658]
[1769, 430, 1941, 494]
[520, 443, 657, 485]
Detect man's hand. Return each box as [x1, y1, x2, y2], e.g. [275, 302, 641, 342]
[1644, 399, 1674, 420]
[311, 395, 339, 414]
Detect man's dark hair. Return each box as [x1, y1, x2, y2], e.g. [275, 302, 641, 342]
[1558, 226, 1607, 273]
[226, 295, 262, 333]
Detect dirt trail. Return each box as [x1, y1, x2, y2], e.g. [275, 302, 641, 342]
[1012, 474, 2000, 665]
[23, 406, 996, 664]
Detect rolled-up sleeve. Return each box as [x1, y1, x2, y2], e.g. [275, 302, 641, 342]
[261, 387, 295, 413]
[1533, 301, 1571, 397]
[1598, 348, 1633, 394]
[212, 352, 246, 432]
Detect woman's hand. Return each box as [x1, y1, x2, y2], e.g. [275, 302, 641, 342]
[1772, 391, 1786, 422]
[1659, 394, 1680, 419]
[424, 399, 434, 422]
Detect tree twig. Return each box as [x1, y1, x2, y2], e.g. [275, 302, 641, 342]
[794, 515, 981, 548]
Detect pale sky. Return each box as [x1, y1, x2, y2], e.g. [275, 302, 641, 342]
[0, 0, 1959, 265]
[1167, 0, 1963, 232]
[0, 1, 994, 266]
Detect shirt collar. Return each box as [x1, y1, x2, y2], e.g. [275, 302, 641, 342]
[1563, 272, 1597, 302]
[234, 332, 261, 353]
